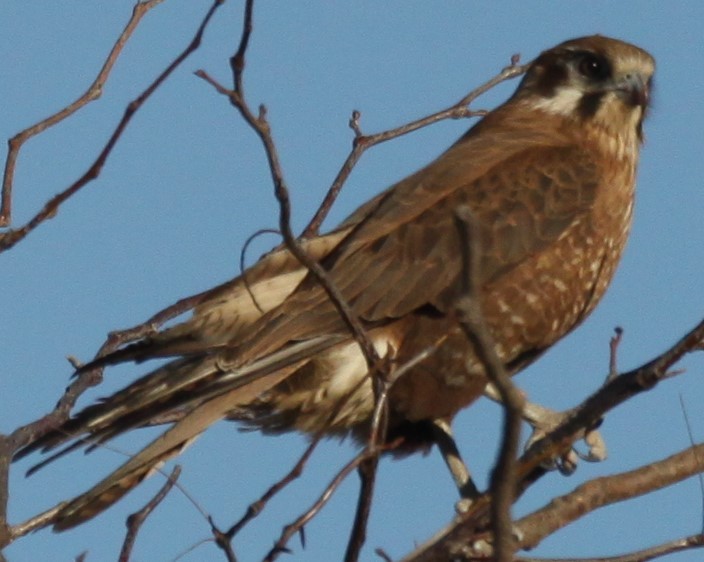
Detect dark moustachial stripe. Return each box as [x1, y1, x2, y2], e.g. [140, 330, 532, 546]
[577, 92, 604, 120]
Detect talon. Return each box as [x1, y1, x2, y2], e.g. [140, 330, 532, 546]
[455, 497, 474, 515]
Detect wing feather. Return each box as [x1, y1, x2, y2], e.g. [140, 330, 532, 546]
[236, 141, 601, 361]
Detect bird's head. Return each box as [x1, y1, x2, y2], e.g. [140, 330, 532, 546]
[515, 35, 655, 156]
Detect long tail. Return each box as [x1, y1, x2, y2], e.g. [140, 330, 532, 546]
[51, 366, 295, 531]
[15, 335, 343, 531]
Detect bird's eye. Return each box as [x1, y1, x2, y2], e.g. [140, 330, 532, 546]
[577, 53, 610, 81]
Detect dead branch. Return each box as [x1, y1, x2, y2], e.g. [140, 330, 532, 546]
[118, 465, 181, 562]
[229, 439, 319, 539]
[401, 318, 704, 561]
[520, 533, 704, 562]
[516, 317, 704, 492]
[0, 1, 225, 549]
[1, 0, 225, 448]
[301, 61, 528, 238]
[454, 206, 525, 561]
[607, 327, 624, 383]
[0, 0, 166, 228]
[0, 0, 222, 253]
[517, 444, 704, 550]
[263, 442, 401, 562]
[198, 3, 390, 559]
[5, 5, 701, 562]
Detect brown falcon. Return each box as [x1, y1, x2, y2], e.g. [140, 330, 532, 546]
[17, 35, 654, 530]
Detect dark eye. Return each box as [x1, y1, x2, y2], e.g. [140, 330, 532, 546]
[577, 53, 610, 81]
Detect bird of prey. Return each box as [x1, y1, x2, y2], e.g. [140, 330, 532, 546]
[17, 35, 654, 531]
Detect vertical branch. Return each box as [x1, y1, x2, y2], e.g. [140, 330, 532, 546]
[344, 377, 391, 562]
[198, 4, 386, 557]
[196, 0, 381, 370]
[453, 206, 525, 561]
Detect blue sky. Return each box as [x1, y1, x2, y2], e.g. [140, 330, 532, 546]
[2, 2, 704, 561]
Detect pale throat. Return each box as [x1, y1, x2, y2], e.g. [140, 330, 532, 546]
[529, 87, 643, 163]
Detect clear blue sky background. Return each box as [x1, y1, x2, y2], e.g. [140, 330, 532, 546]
[2, 2, 704, 561]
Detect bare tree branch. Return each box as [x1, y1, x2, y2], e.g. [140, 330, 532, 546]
[118, 465, 182, 562]
[5, 6, 701, 561]
[228, 439, 319, 539]
[454, 206, 525, 561]
[401, 318, 704, 561]
[264, 442, 401, 562]
[517, 445, 704, 549]
[301, 60, 528, 238]
[0, 0, 222, 252]
[1, 0, 226, 448]
[0, 2, 225, 549]
[198, 5, 391, 559]
[519, 533, 704, 562]
[0, 0, 166, 228]
[607, 327, 624, 383]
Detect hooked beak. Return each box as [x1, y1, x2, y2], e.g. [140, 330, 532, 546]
[613, 72, 650, 108]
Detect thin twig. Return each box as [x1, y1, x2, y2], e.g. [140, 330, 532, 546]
[345, 331, 451, 561]
[0, 4, 225, 549]
[607, 326, 624, 383]
[344, 354, 395, 561]
[208, 516, 238, 562]
[264, 442, 401, 562]
[0, 0, 166, 228]
[198, 7, 390, 559]
[301, 59, 528, 237]
[211, 348, 413, 555]
[196, 2, 380, 372]
[345, 451, 382, 562]
[118, 466, 182, 562]
[0, 0, 223, 252]
[375, 547, 394, 562]
[678, 394, 704, 532]
[4, 0, 226, 451]
[239, 228, 282, 314]
[226, 438, 320, 537]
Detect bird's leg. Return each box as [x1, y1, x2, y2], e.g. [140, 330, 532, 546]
[483, 383, 607, 474]
[431, 418, 480, 504]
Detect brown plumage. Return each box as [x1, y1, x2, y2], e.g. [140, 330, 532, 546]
[17, 35, 654, 530]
